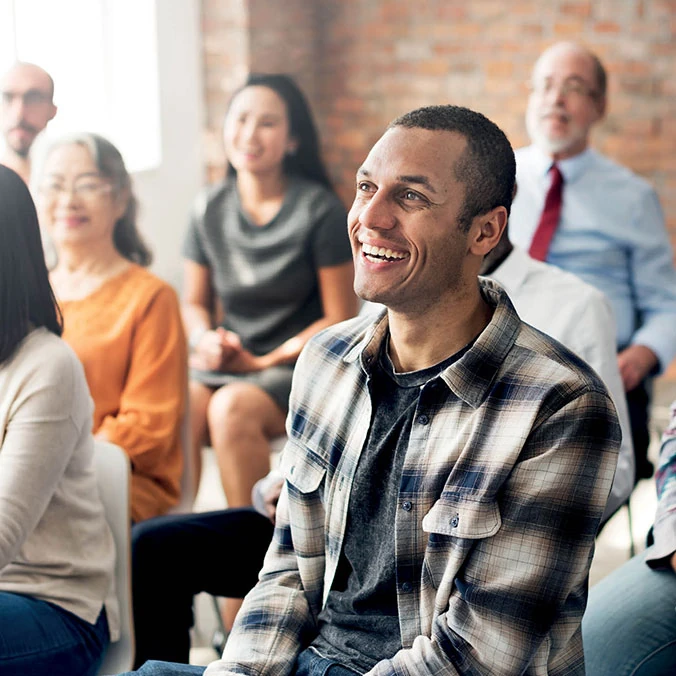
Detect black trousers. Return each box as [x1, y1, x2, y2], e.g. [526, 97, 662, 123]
[131, 508, 274, 667]
[625, 379, 653, 480]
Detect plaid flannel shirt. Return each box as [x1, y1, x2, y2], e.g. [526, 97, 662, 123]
[206, 279, 620, 676]
[648, 401, 676, 565]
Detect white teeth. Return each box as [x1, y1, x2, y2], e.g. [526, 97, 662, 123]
[362, 243, 407, 260]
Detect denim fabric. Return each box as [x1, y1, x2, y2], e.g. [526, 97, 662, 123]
[0, 591, 109, 676]
[583, 548, 676, 675]
[119, 661, 205, 675]
[295, 647, 362, 675]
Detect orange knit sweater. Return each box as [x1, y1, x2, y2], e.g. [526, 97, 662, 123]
[60, 264, 187, 522]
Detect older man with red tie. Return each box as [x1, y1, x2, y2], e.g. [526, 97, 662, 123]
[510, 41, 676, 482]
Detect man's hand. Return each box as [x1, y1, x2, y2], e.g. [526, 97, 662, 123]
[617, 345, 658, 392]
[263, 477, 284, 523]
[671, 551, 676, 574]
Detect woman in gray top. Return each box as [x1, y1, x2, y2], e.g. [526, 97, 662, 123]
[183, 74, 356, 509]
[0, 165, 117, 675]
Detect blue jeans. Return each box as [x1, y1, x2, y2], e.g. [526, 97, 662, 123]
[0, 591, 109, 676]
[119, 662, 205, 675]
[582, 548, 676, 675]
[295, 647, 362, 675]
[120, 649, 360, 675]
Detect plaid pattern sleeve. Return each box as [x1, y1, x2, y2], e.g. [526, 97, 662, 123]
[647, 402, 676, 565]
[206, 280, 621, 676]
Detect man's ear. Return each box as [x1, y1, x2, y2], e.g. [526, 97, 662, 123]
[594, 94, 606, 121]
[469, 206, 508, 257]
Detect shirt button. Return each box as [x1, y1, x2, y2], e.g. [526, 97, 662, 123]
[417, 414, 429, 425]
[450, 514, 460, 528]
[402, 500, 413, 511]
[401, 582, 412, 593]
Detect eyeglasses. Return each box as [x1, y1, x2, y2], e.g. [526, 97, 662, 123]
[529, 77, 600, 100]
[1, 90, 52, 108]
[39, 180, 114, 200]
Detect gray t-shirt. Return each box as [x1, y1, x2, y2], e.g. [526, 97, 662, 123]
[183, 176, 351, 356]
[311, 340, 467, 673]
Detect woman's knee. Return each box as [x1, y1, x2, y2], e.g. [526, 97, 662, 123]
[207, 384, 272, 432]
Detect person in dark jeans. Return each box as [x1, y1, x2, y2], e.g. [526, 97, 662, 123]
[131, 506, 274, 667]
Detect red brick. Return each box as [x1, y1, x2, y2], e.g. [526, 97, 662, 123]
[199, 0, 676, 385]
[561, 2, 592, 17]
[595, 20, 622, 33]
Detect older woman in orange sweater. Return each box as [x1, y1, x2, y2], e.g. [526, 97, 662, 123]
[36, 133, 187, 522]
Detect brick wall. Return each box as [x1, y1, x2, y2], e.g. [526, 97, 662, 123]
[200, 0, 676, 379]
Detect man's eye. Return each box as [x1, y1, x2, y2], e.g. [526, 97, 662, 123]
[403, 190, 421, 201]
[357, 182, 372, 192]
[24, 91, 47, 106]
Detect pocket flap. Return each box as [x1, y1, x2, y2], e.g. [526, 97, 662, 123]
[279, 439, 326, 493]
[422, 497, 501, 539]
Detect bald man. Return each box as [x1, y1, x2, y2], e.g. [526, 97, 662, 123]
[0, 62, 57, 185]
[509, 41, 676, 482]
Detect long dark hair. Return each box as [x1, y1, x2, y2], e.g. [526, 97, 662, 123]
[226, 73, 333, 189]
[42, 133, 152, 266]
[0, 165, 62, 364]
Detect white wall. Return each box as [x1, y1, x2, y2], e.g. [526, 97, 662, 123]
[133, 0, 204, 289]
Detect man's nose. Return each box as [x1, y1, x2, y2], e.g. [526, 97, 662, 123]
[357, 192, 396, 231]
[7, 96, 26, 122]
[544, 83, 566, 107]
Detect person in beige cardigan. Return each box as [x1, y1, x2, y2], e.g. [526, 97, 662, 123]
[0, 165, 117, 676]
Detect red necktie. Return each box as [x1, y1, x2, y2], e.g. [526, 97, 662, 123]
[528, 164, 564, 262]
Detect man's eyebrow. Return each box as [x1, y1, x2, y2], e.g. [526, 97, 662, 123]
[2, 87, 50, 96]
[397, 174, 437, 194]
[356, 168, 437, 194]
[43, 171, 101, 180]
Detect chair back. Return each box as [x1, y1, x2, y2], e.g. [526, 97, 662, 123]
[169, 381, 196, 513]
[93, 440, 135, 674]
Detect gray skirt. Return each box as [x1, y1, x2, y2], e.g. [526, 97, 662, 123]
[189, 364, 294, 412]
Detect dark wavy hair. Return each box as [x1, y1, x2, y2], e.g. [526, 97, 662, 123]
[0, 165, 62, 364]
[41, 132, 153, 266]
[226, 73, 332, 189]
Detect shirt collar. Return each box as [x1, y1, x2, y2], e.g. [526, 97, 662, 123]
[486, 245, 530, 295]
[530, 144, 594, 184]
[344, 278, 522, 409]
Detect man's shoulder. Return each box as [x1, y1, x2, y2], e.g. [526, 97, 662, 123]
[508, 320, 609, 396]
[586, 149, 653, 192]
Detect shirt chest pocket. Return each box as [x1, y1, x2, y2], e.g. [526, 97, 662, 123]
[421, 497, 501, 590]
[279, 438, 327, 495]
[422, 497, 501, 538]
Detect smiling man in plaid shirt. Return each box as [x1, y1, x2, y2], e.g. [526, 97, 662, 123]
[126, 105, 620, 676]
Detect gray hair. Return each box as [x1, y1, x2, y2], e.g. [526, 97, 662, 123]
[41, 132, 152, 266]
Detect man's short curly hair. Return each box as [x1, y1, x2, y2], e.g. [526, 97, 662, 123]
[390, 105, 516, 232]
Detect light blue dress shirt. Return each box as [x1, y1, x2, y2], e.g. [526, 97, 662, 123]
[510, 145, 676, 372]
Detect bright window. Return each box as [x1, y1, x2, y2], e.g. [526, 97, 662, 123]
[0, 0, 161, 172]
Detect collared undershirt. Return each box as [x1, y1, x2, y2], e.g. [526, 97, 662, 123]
[309, 335, 471, 673]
